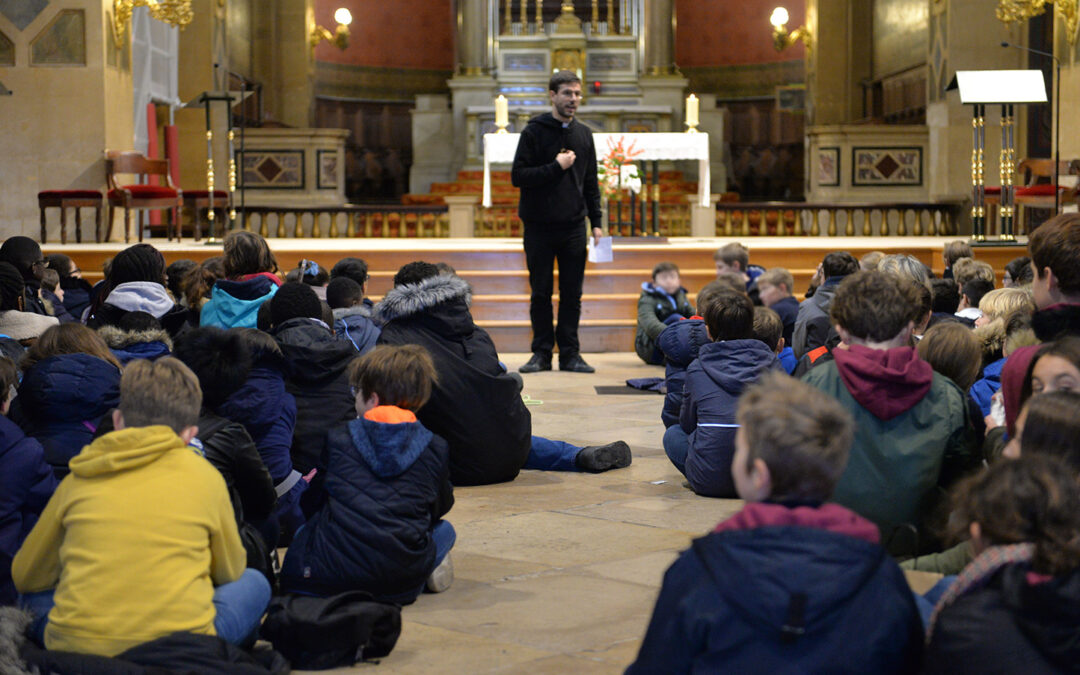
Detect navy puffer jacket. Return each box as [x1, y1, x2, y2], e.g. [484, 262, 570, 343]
[681, 339, 782, 497]
[657, 318, 710, 428]
[280, 413, 453, 603]
[0, 415, 57, 604]
[17, 353, 121, 479]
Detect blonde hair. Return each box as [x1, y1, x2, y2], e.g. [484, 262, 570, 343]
[736, 372, 854, 501]
[860, 251, 886, 270]
[979, 287, 1035, 322]
[119, 358, 202, 433]
[757, 267, 794, 294]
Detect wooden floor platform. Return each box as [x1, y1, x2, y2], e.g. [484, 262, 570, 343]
[45, 236, 1029, 353]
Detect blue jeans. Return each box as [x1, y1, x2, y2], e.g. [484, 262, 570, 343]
[523, 435, 581, 472]
[663, 425, 690, 476]
[915, 575, 956, 628]
[21, 568, 271, 648]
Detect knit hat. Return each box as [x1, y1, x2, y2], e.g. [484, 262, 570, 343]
[0, 262, 24, 310]
[270, 282, 322, 327]
[109, 244, 166, 286]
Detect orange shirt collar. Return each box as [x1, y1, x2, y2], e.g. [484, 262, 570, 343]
[363, 405, 417, 424]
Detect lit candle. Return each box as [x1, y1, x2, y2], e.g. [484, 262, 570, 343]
[685, 94, 699, 128]
[495, 95, 509, 129]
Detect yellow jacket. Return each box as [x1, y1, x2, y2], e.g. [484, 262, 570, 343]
[12, 425, 246, 656]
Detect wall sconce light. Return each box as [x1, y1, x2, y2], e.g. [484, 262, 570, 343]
[112, 0, 194, 49]
[770, 6, 811, 52]
[311, 7, 353, 50]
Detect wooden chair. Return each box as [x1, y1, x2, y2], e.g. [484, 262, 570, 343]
[105, 150, 183, 242]
[182, 190, 230, 241]
[985, 159, 1072, 235]
[37, 190, 103, 244]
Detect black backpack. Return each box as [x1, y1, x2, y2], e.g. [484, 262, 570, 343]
[259, 591, 402, 669]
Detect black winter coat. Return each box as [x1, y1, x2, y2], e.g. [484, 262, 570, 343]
[925, 564, 1080, 674]
[280, 414, 453, 602]
[376, 274, 532, 486]
[657, 318, 710, 428]
[272, 317, 357, 475]
[510, 113, 602, 229]
[196, 412, 277, 525]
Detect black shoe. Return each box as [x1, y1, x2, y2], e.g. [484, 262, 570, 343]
[519, 353, 552, 373]
[575, 441, 632, 472]
[559, 354, 595, 373]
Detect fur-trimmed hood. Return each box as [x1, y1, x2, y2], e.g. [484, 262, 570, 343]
[97, 324, 173, 351]
[332, 304, 373, 321]
[375, 275, 472, 323]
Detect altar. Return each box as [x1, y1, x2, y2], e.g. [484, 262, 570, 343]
[481, 131, 711, 208]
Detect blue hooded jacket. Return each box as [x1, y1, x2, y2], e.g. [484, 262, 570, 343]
[0, 415, 57, 604]
[627, 505, 922, 674]
[681, 339, 782, 497]
[280, 411, 453, 604]
[17, 353, 121, 479]
[332, 306, 380, 355]
[970, 356, 1005, 418]
[657, 318, 710, 428]
[200, 275, 279, 329]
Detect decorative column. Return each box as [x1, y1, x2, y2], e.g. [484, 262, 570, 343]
[448, 0, 496, 174]
[460, 0, 489, 75]
[643, 0, 674, 75]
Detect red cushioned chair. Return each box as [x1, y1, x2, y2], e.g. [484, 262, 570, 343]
[182, 190, 230, 241]
[984, 159, 1074, 235]
[105, 150, 183, 243]
[37, 190, 103, 244]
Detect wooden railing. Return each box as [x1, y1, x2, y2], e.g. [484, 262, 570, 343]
[237, 205, 450, 238]
[715, 201, 963, 237]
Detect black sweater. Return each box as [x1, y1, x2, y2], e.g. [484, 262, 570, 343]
[511, 113, 602, 229]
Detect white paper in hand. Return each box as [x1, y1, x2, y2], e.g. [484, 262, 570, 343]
[588, 236, 613, 263]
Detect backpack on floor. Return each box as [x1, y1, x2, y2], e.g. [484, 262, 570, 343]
[259, 591, 402, 670]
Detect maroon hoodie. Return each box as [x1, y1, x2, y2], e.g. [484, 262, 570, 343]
[1001, 344, 1039, 437]
[832, 344, 933, 421]
[713, 501, 880, 544]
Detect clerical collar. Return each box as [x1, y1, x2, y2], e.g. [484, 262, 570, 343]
[562, 121, 570, 128]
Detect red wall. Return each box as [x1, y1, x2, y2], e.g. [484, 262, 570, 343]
[675, 0, 805, 67]
[314, 0, 454, 69]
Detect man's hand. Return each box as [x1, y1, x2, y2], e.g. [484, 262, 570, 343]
[556, 150, 576, 169]
[592, 226, 603, 246]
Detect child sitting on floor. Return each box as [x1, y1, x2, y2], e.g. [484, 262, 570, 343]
[657, 281, 726, 428]
[629, 373, 922, 673]
[281, 344, 455, 604]
[753, 306, 797, 374]
[12, 358, 269, 656]
[635, 262, 694, 365]
[326, 276, 379, 355]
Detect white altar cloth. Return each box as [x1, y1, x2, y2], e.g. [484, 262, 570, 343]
[482, 132, 710, 208]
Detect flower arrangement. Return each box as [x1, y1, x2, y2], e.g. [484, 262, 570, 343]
[597, 136, 643, 199]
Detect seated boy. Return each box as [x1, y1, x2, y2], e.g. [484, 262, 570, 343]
[755, 267, 799, 346]
[657, 281, 726, 428]
[635, 262, 694, 365]
[802, 271, 976, 551]
[281, 344, 455, 604]
[12, 358, 269, 656]
[326, 276, 380, 355]
[662, 287, 782, 497]
[629, 374, 922, 674]
[753, 306, 797, 374]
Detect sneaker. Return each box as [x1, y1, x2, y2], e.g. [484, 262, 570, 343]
[519, 353, 552, 373]
[426, 554, 454, 593]
[575, 440, 632, 472]
[559, 354, 595, 373]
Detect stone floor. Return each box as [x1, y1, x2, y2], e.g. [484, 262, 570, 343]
[304, 353, 744, 674]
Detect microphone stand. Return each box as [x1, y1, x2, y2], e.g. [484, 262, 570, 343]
[1002, 40, 1060, 215]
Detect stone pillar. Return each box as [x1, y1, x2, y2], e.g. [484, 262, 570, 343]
[643, 0, 674, 76]
[410, 95, 455, 193]
[445, 195, 480, 237]
[459, 0, 488, 75]
[688, 194, 720, 237]
[804, 0, 870, 127]
[250, 0, 314, 128]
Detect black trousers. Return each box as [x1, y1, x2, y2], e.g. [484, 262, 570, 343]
[524, 223, 587, 359]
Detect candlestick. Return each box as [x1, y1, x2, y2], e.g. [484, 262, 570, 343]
[495, 94, 509, 134]
[685, 94, 699, 133]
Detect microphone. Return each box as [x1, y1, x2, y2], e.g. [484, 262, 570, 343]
[1001, 41, 1057, 63]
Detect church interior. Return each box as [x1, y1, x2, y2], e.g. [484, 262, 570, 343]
[1, 0, 1077, 672]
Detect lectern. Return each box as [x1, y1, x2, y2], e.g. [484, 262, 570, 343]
[947, 70, 1047, 242]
